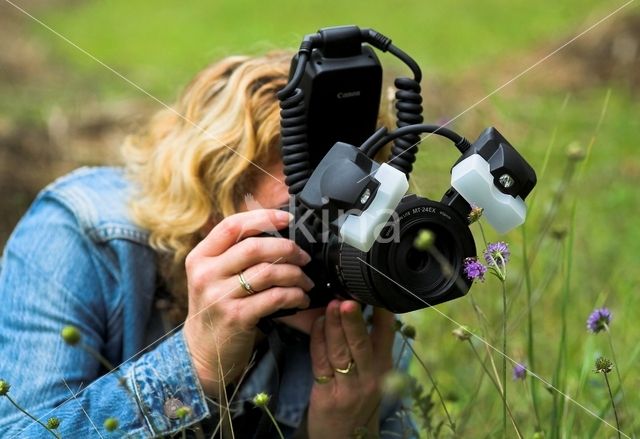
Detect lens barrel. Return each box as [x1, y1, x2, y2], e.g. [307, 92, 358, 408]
[327, 194, 476, 312]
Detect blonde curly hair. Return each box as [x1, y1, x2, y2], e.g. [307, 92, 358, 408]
[123, 51, 395, 323]
[123, 52, 292, 321]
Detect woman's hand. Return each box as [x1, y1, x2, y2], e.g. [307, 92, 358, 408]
[307, 300, 396, 438]
[183, 209, 313, 397]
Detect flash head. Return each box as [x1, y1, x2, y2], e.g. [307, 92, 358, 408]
[451, 127, 537, 233]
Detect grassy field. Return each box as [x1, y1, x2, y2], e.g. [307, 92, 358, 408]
[2, 0, 639, 437]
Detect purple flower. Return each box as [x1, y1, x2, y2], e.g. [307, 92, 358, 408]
[463, 258, 487, 282]
[484, 241, 510, 268]
[587, 307, 611, 333]
[513, 363, 527, 380]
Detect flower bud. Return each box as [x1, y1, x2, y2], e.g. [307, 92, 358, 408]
[566, 142, 586, 162]
[252, 392, 271, 408]
[401, 325, 416, 339]
[413, 229, 435, 251]
[452, 326, 472, 341]
[103, 417, 119, 432]
[61, 325, 82, 346]
[0, 379, 10, 396]
[468, 203, 484, 224]
[550, 227, 567, 241]
[175, 406, 191, 419]
[594, 357, 614, 374]
[47, 417, 61, 430]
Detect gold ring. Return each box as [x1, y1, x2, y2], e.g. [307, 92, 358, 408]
[313, 375, 334, 384]
[238, 271, 255, 295]
[334, 360, 355, 375]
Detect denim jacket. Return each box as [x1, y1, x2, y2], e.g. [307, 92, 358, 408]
[0, 167, 415, 438]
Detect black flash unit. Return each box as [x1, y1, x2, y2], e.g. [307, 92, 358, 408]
[290, 26, 383, 169]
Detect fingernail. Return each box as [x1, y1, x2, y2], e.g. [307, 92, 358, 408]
[305, 275, 315, 290]
[276, 211, 294, 223]
[299, 249, 312, 265]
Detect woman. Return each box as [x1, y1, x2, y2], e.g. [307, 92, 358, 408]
[0, 52, 414, 438]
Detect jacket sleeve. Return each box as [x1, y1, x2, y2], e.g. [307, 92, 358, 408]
[0, 193, 214, 438]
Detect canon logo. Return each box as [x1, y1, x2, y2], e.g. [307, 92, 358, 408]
[336, 90, 361, 99]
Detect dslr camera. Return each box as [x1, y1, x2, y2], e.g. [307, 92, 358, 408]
[271, 25, 536, 314]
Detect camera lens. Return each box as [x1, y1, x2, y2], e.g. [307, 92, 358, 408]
[335, 194, 476, 313]
[395, 222, 455, 292]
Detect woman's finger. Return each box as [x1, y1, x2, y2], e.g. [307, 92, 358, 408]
[240, 286, 311, 326]
[309, 316, 335, 389]
[325, 300, 357, 382]
[191, 209, 293, 258]
[339, 301, 374, 378]
[239, 262, 314, 294]
[217, 236, 310, 275]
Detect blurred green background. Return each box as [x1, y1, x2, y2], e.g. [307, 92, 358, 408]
[1, 0, 639, 437]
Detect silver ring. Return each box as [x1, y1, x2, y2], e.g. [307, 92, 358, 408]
[238, 270, 255, 295]
[334, 360, 355, 375]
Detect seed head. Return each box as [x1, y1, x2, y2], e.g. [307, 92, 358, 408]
[175, 406, 191, 419]
[468, 203, 484, 224]
[252, 392, 271, 408]
[47, 417, 61, 430]
[550, 227, 567, 241]
[61, 325, 82, 346]
[512, 363, 527, 380]
[0, 379, 10, 396]
[463, 257, 487, 282]
[566, 142, 586, 162]
[594, 357, 614, 374]
[103, 417, 119, 432]
[401, 325, 416, 339]
[452, 326, 472, 341]
[586, 308, 611, 333]
[413, 229, 435, 251]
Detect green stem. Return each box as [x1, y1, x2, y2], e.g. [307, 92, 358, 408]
[605, 326, 633, 438]
[501, 280, 507, 439]
[262, 406, 285, 439]
[521, 225, 541, 430]
[468, 292, 491, 336]
[467, 341, 523, 439]
[552, 205, 575, 439]
[403, 335, 456, 433]
[4, 394, 60, 438]
[455, 360, 487, 435]
[80, 342, 116, 371]
[477, 222, 489, 248]
[603, 373, 622, 439]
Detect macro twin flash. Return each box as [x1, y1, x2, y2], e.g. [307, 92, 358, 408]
[271, 25, 537, 315]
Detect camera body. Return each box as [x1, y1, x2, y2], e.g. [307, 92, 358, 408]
[273, 26, 537, 315]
